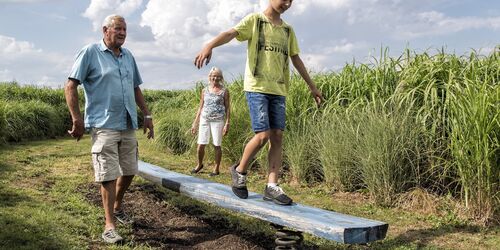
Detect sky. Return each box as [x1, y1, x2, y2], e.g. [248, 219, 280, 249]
[0, 0, 498, 90]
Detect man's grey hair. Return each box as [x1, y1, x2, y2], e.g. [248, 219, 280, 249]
[102, 14, 125, 28]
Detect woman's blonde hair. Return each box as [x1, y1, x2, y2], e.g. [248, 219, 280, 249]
[210, 67, 223, 77]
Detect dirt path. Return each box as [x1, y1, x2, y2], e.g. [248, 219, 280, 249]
[80, 182, 279, 249]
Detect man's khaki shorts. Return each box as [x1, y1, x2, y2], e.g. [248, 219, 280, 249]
[91, 128, 138, 182]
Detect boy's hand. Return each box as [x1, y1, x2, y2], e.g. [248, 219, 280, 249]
[310, 86, 324, 107]
[194, 47, 212, 69]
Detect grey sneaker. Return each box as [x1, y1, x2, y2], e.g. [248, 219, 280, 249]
[264, 185, 293, 205]
[101, 228, 123, 244]
[114, 209, 134, 225]
[230, 163, 248, 199]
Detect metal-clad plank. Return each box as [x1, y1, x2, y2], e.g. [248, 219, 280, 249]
[138, 160, 388, 244]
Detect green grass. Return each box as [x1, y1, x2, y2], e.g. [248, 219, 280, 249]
[0, 134, 499, 249]
[2, 46, 498, 221]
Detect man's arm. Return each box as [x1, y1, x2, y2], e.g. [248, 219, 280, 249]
[64, 78, 85, 141]
[194, 28, 239, 69]
[134, 86, 154, 139]
[291, 54, 323, 106]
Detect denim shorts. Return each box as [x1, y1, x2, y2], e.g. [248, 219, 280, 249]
[245, 91, 286, 132]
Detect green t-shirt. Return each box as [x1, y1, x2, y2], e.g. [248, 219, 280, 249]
[234, 13, 300, 96]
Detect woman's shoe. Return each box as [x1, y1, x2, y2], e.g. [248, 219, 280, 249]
[190, 164, 204, 174]
[209, 171, 220, 177]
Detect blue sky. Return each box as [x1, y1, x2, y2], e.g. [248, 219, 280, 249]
[0, 0, 498, 90]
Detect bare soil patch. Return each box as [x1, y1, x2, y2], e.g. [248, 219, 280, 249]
[79, 182, 278, 249]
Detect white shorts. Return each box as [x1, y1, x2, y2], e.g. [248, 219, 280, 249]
[90, 128, 138, 182]
[197, 118, 224, 146]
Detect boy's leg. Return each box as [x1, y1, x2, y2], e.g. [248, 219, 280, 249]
[263, 130, 292, 205]
[238, 92, 271, 173]
[267, 129, 283, 183]
[237, 131, 270, 173]
[263, 95, 292, 205]
[230, 131, 269, 198]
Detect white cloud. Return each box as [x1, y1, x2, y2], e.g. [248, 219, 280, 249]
[291, 0, 350, 15]
[397, 11, 500, 38]
[0, 35, 41, 54]
[0, 35, 71, 87]
[0, 0, 54, 2]
[140, 0, 271, 59]
[83, 0, 143, 30]
[0, 69, 14, 82]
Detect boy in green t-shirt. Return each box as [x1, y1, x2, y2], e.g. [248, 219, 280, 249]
[194, 0, 323, 205]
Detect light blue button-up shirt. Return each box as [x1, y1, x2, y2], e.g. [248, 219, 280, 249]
[68, 40, 143, 130]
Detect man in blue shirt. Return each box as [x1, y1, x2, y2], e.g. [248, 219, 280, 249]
[64, 14, 154, 244]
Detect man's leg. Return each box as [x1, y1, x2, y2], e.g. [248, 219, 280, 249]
[113, 129, 138, 224]
[101, 179, 117, 230]
[114, 175, 134, 212]
[91, 128, 124, 242]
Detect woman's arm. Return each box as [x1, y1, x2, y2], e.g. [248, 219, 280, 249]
[191, 89, 205, 134]
[223, 89, 230, 136]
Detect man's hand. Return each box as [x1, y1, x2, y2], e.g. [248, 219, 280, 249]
[143, 118, 154, 139]
[68, 118, 84, 141]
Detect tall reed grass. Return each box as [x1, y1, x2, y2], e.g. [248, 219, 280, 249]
[3, 46, 497, 223]
[148, 47, 498, 222]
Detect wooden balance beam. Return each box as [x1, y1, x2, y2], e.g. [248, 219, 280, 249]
[138, 160, 388, 244]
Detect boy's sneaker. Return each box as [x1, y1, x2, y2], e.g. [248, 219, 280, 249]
[102, 228, 123, 244]
[230, 163, 248, 199]
[263, 185, 293, 205]
[114, 209, 134, 225]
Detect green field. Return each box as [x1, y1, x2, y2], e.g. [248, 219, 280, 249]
[1, 133, 499, 249]
[0, 47, 499, 248]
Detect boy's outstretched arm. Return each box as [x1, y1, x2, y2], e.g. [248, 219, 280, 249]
[194, 29, 238, 69]
[291, 54, 324, 106]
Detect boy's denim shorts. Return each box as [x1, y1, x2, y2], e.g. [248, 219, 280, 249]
[245, 91, 286, 132]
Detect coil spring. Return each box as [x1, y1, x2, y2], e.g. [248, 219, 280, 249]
[272, 225, 303, 250]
